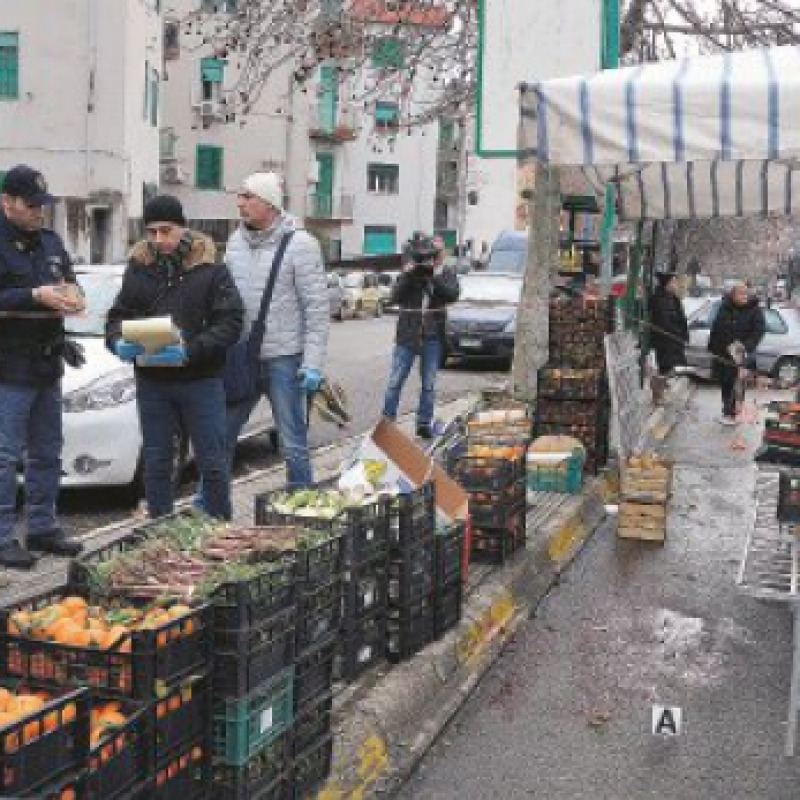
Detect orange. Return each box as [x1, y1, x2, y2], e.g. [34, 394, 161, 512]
[168, 604, 192, 620]
[0, 688, 12, 712]
[62, 703, 77, 724]
[15, 695, 45, 715]
[23, 719, 41, 744]
[61, 788, 76, 800]
[60, 596, 88, 614]
[47, 617, 80, 643]
[67, 628, 93, 648]
[97, 710, 127, 729]
[43, 710, 60, 734]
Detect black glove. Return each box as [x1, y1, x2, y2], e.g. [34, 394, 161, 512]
[62, 339, 86, 369]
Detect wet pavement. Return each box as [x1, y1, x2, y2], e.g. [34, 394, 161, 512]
[398, 384, 800, 800]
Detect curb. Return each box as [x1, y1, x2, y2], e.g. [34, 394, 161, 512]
[320, 481, 608, 799]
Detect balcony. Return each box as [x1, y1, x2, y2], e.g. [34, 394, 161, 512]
[305, 192, 355, 222]
[308, 103, 359, 143]
[159, 128, 178, 162]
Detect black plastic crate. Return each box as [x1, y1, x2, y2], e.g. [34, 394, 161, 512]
[389, 536, 435, 577]
[434, 580, 463, 639]
[296, 580, 341, 653]
[293, 691, 332, 755]
[469, 497, 527, 530]
[435, 523, 465, 588]
[387, 555, 434, 607]
[537, 367, 607, 401]
[293, 636, 336, 714]
[335, 610, 386, 682]
[386, 602, 435, 664]
[212, 735, 290, 800]
[470, 522, 526, 566]
[292, 733, 333, 800]
[0, 686, 89, 797]
[213, 760, 289, 800]
[389, 483, 436, 551]
[151, 734, 211, 800]
[1, 589, 212, 701]
[213, 608, 295, 699]
[154, 673, 211, 759]
[342, 558, 389, 628]
[451, 455, 526, 493]
[86, 698, 151, 800]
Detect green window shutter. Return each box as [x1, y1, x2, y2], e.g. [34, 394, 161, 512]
[196, 145, 223, 190]
[201, 57, 225, 84]
[150, 68, 159, 126]
[363, 226, 397, 255]
[372, 38, 404, 69]
[375, 102, 399, 126]
[0, 32, 19, 100]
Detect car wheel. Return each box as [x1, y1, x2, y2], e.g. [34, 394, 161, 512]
[334, 307, 344, 322]
[774, 357, 800, 386]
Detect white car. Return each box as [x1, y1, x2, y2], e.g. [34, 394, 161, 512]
[60, 266, 274, 500]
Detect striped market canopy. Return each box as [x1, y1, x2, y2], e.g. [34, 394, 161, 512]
[519, 46, 800, 221]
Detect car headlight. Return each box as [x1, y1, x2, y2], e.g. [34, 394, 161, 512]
[503, 317, 516, 334]
[63, 367, 136, 413]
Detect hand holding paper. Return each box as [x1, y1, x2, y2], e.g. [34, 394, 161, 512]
[121, 317, 182, 354]
[114, 339, 145, 363]
[137, 344, 186, 367]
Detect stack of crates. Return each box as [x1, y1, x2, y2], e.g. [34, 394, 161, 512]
[434, 521, 466, 638]
[0, 582, 215, 799]
[386, 483, 438, 663]
[538, 296, 614, 474]
[453, 455, 527, 565]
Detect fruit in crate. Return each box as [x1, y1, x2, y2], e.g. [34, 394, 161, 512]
[7, 595, 196, 651]
[89, 701, 130, 763]
[468, 443, 526, 459]
[0, 688, 77, 749]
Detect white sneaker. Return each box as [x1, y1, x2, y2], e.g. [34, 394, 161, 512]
[718, 415, 737, 426]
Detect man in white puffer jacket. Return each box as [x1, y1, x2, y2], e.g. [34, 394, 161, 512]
[221, 172, 329, 488]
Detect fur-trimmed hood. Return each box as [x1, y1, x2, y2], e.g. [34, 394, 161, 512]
[128, 231, 217, 270]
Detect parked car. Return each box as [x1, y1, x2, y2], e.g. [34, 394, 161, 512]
[376, 271, 398, 309]
[327, 272, 354, 321]
[484, 231, 528, 275]
[342, 271, 383, 316]
[684, 296, 800, 383]
[59, 266, 274, 501]
[444, 273, 524, 367]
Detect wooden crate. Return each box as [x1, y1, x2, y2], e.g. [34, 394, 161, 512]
[621, 458, 674, 505]
[617, 500, 666, 542]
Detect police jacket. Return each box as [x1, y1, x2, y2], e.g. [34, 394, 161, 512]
[392, 266, 460, 352]
[0, 212, 75, 386]
[105, 232, 243, 382]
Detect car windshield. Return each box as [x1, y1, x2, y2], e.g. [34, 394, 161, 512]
[486, 250, 526, 275]
[66, 272, 123, 337]
[343, 274, 362, 288]
[458, 275, 522, 304]
[378, 274, 394, 286]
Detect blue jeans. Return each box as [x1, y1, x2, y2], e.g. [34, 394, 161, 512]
[136, 375, 231, 520]
[196, 354, 312, 506]
[0, 382, 62, 544]
[382, 338, 440, 428]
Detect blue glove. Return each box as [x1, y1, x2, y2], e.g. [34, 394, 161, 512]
[298, 368, 323, 394]
[139, 344, 186, 367]
[114, 339, 145, 363]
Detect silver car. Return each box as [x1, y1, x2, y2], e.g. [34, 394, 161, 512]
[684, 297, 800, 383]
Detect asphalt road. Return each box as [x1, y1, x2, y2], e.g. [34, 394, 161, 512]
[56, 315, 507, 534]
[398, 386, 800, 800]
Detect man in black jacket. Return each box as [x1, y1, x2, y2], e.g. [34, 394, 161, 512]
[0, 166, 86, 568]
[106, 195, 243, 519]
[708, 282, 765, 425]
[650, 271, 689, 375]
[381, 235, 460, 439]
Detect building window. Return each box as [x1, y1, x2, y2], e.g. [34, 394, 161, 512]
[201, 0, 237, 12]
[196, 144, 223, 190]
[363, 226, 397, 255]
[367, 164, 399, 195]
[374, 101, 399, 131]
[372, 37, 405, 69]
[200, 57, 225, 101]
[149, 67, 159, 127]
[0, 32, 20, 100]
[164, 21, 180, 60]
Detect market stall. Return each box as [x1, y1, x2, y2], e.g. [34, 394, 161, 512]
[519, 42, 800, 754]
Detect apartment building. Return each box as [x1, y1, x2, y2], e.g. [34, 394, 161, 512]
[158, 0, 313, 242]
[0, 0, 162, 263]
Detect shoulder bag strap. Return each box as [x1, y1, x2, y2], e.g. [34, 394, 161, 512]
[247, 230, 294, 355]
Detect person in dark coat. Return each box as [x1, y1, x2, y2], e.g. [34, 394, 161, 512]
[106, 195, 243, 519]
[382, 235, 460, 439]
[708, 282, 765, 424]
[649, 271, 689, 375]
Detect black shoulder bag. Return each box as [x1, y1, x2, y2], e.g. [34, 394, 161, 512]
[223, 231, 294, 404]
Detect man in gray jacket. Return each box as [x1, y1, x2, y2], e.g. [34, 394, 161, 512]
[219, 172, 329, 488]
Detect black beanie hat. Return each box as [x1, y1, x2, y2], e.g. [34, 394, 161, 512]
[143, 195, 186, 227]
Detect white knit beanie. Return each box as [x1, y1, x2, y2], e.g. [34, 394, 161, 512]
[242, 172, 283, 210]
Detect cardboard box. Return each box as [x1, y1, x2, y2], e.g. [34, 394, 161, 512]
[358, 419, 469, 526]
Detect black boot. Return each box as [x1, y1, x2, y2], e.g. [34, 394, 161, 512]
[27, 529, 83, 557]
[0, 541, 36, 570]
[416, 424, 433, 440]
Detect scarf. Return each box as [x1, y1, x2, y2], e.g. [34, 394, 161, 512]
[155, 231, 194, 279]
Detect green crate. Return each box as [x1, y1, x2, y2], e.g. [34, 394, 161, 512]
[526, 450, 584, 494]
[212, 666, 294, 766]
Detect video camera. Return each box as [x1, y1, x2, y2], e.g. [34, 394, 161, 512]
[406, 234, 440, 276]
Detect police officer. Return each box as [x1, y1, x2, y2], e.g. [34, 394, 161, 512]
[0, 166, 85, 569]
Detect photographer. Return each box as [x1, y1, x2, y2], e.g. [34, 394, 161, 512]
[381, 234, 460, 439]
